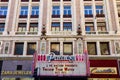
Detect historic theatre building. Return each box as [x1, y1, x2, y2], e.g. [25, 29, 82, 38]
[0, 0, 120, 80]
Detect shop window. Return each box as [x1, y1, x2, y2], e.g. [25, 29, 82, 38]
[51, 22, 60, 31]
[63, 22, 72, 31]
[0, 23, 5, 32]
[17, 23, 26, 32]
[51, 42, 60, 55]
[100, 42, 110, 55]
[32, 0, 40, 2]
[31, 6, 39, 18]
[87, 42, 97, 55]
[29, 23, 38, 32]
[84, 5, 93, 17]
[17, 65, 22, 70]
[63, 42, 72, 55]
[27, 42, 36, 55]
[14, 43, 24, 55]
[19, 6, 28, 18]
[52, 6, 60, 18]
[96, 5, 105, 17]
[63, 6, 71, 18]
[0, 6, 8, 18]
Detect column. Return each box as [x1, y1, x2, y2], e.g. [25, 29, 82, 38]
[97, 41, 101, 55]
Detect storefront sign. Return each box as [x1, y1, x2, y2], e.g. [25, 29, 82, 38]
[89, 78, 119, 80]
[90, 67, 117, 74]
[36, 54, 88, 76]
[1, 71, 32, 75]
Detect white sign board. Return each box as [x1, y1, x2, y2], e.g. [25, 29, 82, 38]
[36, 54, 88, 76]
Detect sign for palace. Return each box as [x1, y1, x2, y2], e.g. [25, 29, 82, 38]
[36, 53, 88, 76]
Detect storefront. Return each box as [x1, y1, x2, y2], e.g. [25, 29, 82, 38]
[89, 60, 120, 80]
[1, 60, 34, 80]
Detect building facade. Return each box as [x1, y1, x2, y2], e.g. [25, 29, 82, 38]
[0, 0, 120, 80]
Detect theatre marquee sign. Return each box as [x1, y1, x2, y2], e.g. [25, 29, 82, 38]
[35, 54, 89, 76]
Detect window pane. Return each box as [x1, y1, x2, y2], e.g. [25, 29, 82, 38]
[63, 22, 72, 31]
[87, 42, 97, 55]
[20, 6, 28, 15]
[14, 43, 24, 55]
[100, 42, 110, 55]
[64, 6, 71, 15]
[52, 6, 60, 15]
[84, 6, 92, 15]
[51, 22, 60, 31]
[31, 6, 39, 15]
[27, 42, 36, 55]
[51, 43, 60, 55]
[0, 6, 8, 15]
[63, 42, 72, 55]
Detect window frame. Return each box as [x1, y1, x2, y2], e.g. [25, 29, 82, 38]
[0, 23, 5, 32]
[27, 42, 36, 55]
[87, 42, 97, 55]
[63, 22, 72, 31]
[0, 6, 8, 18]
[51, 22, 60, 31]
[51, 42, 60, 55]
[63, 42, 73, 55]
[14, 42, 24, 55]
[19, 6, 28, 18]
[31, 6, 39, 18]
[84, 5, 93, 17]
[52, 6, 60, 18]
[63, 6, 72, 18]
[100, 42, 110, 55]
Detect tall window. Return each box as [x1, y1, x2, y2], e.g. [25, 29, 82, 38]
[52, 6, 60, 18]
[63, 6, 71, 17]
[31, 6, 39, 18]
[17, 23, 26, 32]
[14, 43, 24, 55]
[63, 22, 72, 31]
[27, 42, 36, 55]
[20, 6, 28, 18]
[0, 23, 5, 32]
[96, 5, 104, 17]
[51, 22, 60, 31]
[51, 42, 60, 55]
[0, 6, 8, 18]
[63, 42, 72, 55]
[100, 42, 110, 55]
[84, 5, 93, 17]
[87, 42, 97, 55]
[29, 23, 38, 32]
[85, 22, 94, 32]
